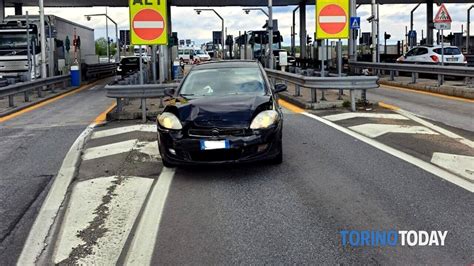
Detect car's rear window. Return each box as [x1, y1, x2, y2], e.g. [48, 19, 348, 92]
[433, 47, 461, 55]
[180, 67, 266, 97]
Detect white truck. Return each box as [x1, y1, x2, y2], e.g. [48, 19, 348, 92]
[0, 15, 95, 85]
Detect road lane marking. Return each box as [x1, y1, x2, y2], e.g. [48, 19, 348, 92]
[82, 140, 161, 161]
[323, 112, 409, 122]
[384, 105, 474, 149]
[378, 102, 400, 111]
[380, 84, 474, 104]
[302, 112, 473, 192]
[349, 124, 439, 138]
[53, 176, 153, 265]
[91, 124, 157, 139]
[93, 103, 117, 125]
[278, 99, 304, 113]
[431, 153, 474, 182]
[0, 80, 102, 123]
[18, 103, 123, 264]
[124, 167, 175, 265]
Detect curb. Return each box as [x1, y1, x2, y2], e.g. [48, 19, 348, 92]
[379, 80, 474, 100]
[278, 92, 347, 110]
[17, 124, 97, 265]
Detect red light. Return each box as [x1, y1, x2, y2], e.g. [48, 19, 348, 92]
[430, 55, 439, 62]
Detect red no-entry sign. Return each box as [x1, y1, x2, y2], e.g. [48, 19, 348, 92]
[319, 4, 347, 35]
[132, 9, 165, 41]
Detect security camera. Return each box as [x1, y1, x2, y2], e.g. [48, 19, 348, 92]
[196, 10, 201, 15]
[244, 10, 250, 14]
[86, 16, 91, 21]
[366, 15, 375, 22]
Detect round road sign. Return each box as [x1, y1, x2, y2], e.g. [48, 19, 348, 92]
[319, 4, 347, 35]
[132, 9, 165, 41]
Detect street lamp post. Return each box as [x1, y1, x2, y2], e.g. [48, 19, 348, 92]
[85, 13, 120, 62]
[468, 5, 473, 54]
[195, 9, 225, 60]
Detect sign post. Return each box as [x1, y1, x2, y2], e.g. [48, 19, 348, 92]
[433, 4, 452, 67]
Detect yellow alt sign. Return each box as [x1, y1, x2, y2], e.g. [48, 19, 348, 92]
[316, 0, 349, 39]
[129, 0, 168, 45]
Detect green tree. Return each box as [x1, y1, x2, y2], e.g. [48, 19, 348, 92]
[95, 37, 117, 57]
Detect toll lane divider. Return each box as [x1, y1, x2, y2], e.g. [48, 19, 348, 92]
[265, 68, 379, 112]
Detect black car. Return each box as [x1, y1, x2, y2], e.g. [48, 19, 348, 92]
[117, 56, 144, 76]
[157, 60, 287, 166]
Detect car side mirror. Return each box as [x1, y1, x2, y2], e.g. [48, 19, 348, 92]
[164, 88, 176, 97]
[273, 84, 287, 93]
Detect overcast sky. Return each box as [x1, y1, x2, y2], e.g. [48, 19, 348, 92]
[6, 4, 473, 46]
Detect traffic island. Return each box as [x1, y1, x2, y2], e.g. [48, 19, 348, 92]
[106, 98, 165, 121]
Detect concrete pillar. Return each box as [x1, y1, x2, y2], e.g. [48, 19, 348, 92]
[299, 1, 306, 59]
[14, 3, 23, 15]
[426, 0, 434, 46]
[0, 0, 5, 21]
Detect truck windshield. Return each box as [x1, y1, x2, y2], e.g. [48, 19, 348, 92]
[0, 32, 29, 48]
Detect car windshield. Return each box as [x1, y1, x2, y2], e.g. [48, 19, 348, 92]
[179, 67, 267, 97]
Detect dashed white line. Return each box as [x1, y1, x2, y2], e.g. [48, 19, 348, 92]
[431, 153, 474, 182]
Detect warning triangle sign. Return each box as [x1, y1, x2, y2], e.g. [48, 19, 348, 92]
[434, 4, 452, 23]
[352, 19, 359, 28]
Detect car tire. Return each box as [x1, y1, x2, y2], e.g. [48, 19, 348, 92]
[162, 157, 174, 168]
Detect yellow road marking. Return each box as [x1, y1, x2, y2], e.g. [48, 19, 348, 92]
[0, 81, 102, 123]
[278, 99, 304, 113]
[93, 103, 117, 125]
[378, 101, 400, 111]
[380, 84, 474, 103]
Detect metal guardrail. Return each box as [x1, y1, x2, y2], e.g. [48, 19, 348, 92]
[349, 61, 474, 86]
[265, 69, 379, 111]
[105, 82, 179, 122]
[84, 63, 116, 80]
[0, 75, 70, 108]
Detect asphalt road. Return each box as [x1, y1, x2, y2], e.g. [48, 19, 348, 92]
[151, 111, 473, 264]
[0, 81, 114, 264]
[368, 85, 474, 132]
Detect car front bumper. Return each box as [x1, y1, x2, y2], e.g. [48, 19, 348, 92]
[158, 123, 282, 165]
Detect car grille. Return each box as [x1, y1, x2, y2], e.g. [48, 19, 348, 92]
[188, 128, 251, 137]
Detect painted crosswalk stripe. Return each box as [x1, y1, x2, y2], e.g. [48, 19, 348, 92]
[82, 139, 160, 161]
[431, 153, 474, 182]
[349, 124, 439, 138]
[53, 176, 154, 264]
[323, 113, 409, 122]
[91, 125, 157, 139]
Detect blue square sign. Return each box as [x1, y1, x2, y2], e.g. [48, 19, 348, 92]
[350, 17, 360, 29]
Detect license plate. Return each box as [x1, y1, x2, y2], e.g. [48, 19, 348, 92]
[200, 140, 230, 150]
[446, 58, 456, 62]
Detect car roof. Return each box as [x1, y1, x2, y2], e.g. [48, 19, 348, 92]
[192, 60, 260, 70]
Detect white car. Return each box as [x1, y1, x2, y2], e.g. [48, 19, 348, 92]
[397, 46, 466, 65]
[194, 50, 211, 61]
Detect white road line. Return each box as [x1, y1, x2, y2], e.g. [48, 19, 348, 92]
[396, 109, 474, 149]
[124, 167, 176, 265]
[349, 124, 439, 138]
[83, 140, 138, 161]
[18, 125, 96, 265]
[302, 112, 474, 192]
[431, 153, 474, 182]
[91, 125, 157, 139]
[82, 139, 160, 161]
[53, 176, 154, 264]
[323, 113, 409, 122]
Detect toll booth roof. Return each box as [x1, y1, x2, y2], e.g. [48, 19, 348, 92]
[5, 0, 474, 7]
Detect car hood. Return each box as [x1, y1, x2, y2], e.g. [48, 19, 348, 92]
[172, 95, 273, 128]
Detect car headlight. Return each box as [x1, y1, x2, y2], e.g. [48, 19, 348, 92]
[250, 110, 279, 129]
[158, 112, 182, 130]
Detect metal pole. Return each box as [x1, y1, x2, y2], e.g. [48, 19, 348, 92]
[106, 8, 110, 63]
[26, 11, 32, 81]
[468, 5, 473, 54]
[337, 40, 343, 100]
[426, 0, 434, 46]
[292, 6, 299, 56]
[139, 55, 144, 84]
[349, 0, 357, 61]
[39, 0, 47, 79]
[376, 3, 380, 63]
[410, 3, 421, 49]
[115, 20, 119, 62]
[220, 14, 225, 60]
[299, 1, 306, 59]
[441, 29, 444, 66]
[268, 0, 273, 69]
[47, 18, 53, 77]
[152, 45, 157, 83]
[371, 0, 377, 63]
